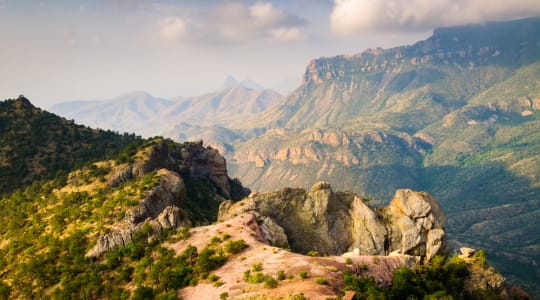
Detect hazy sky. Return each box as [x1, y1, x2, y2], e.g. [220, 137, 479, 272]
[1, 0, 539, 107]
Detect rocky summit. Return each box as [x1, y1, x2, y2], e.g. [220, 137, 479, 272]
[219, 182, 446, 262]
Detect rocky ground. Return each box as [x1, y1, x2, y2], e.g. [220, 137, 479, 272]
[167, 213, 417, 300]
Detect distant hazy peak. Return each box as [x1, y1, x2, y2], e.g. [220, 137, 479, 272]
[222, 75, 264, 90]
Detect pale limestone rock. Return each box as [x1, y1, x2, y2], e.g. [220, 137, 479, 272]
[218, 184, 446, 261]
[460, 247, 476, 258]
[426, 228, 445, 260]
[349, 196, 387, 255]
[259, 216, 289, 248]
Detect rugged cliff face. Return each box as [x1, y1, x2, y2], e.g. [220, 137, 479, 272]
[218, 182, 446, 262]
[86, 139, 250, 257]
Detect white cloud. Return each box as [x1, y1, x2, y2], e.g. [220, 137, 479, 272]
[250, 2, 287, 27]
[271, 27, 304, 41]
[157, 1, 306, 45]
[159, 17, 188, 43]
[331, 0, 540, 35]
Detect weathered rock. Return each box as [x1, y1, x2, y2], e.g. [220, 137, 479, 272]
[385, 189, 446, 261]
[127, 170, 185, 224]
[107, 165, 133, 187]
[218, 183, 447, 261]
[259, 216, 289, 248]
[156, 206, 190, 229]
[132, 139, 175, 178]
[86, 228, 134, 258]
[173, 141, 232, 198]
[86, 169, 187, 258]
[349, 196, 387, 255]
[460, 247, 476, 258]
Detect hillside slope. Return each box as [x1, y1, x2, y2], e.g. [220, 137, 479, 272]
[0, 96, 142, 195]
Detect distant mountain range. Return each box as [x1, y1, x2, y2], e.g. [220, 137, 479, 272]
[49, 85, 282, 141]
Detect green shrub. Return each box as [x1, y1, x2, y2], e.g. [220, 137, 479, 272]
[245, 271, 266, 284]
[220, 292, 229, 300]
[179, 226, 190, 240]
[0, 282, 11, 300]
[252, 262, 263, 271]
[299, 271, 308, 279]
[195, 247, 227, 274]
[289, 294, 307, 300]
[133, 286, 154, 300]
[224, 239, 248, 254]
[472, 250, 487, 267]
[213, 281, 224, 287]
[277, 270, 286, 280]
[264, 276, 278, 288]
[210, 236, 221, 244]
[307, 250, 320, 257]
[315, 277, 327, 285]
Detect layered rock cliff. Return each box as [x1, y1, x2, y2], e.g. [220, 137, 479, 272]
[218, 182, 446, 262]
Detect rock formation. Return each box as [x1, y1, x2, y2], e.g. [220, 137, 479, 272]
[219, 182, 446, 261]
[86, 170, 190, 257]
[87, 139, 248, 257]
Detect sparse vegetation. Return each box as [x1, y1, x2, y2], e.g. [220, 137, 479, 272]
[252, 262, 263, 272]
[299, 271, 309, 279]
[264, 276, 278, 288]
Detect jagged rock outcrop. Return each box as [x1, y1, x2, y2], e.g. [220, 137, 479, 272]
[87, 140, 246, 258]
[384, 189, 446, 261]
[108, 164, 133, 187]
[218, 182, 446, 261]
[87, 169, 189, 257]
[174, 140, 231, 198]
[132, 139, 175, 178]
[126, 170, 185, 223]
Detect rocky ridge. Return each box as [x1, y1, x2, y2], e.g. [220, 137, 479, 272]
[87, 139, 249, 257]
[218, 182, 446, 262]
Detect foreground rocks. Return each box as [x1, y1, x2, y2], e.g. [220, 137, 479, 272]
[219, 182, 447, 261]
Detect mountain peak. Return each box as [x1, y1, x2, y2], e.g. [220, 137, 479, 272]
[14, 95, 35, 109]
[222, 76, 263, 90]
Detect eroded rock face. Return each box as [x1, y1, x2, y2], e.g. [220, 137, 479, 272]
[127, 170, 185, 224]
[86, 170, 189, 258]
[384, 189, 446, 261]
[218, 182, 446, 261]
[132, 140, 175, 178]
[173, 140, 232, 198]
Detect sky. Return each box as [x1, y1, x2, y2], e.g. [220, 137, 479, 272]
[1, 0, 540, 107]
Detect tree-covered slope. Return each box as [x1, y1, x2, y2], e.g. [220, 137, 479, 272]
[0, 96, 142, 196]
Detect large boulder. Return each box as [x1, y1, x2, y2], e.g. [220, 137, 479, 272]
[385, 189, 446, 261]
[218, 183, 447, 261]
